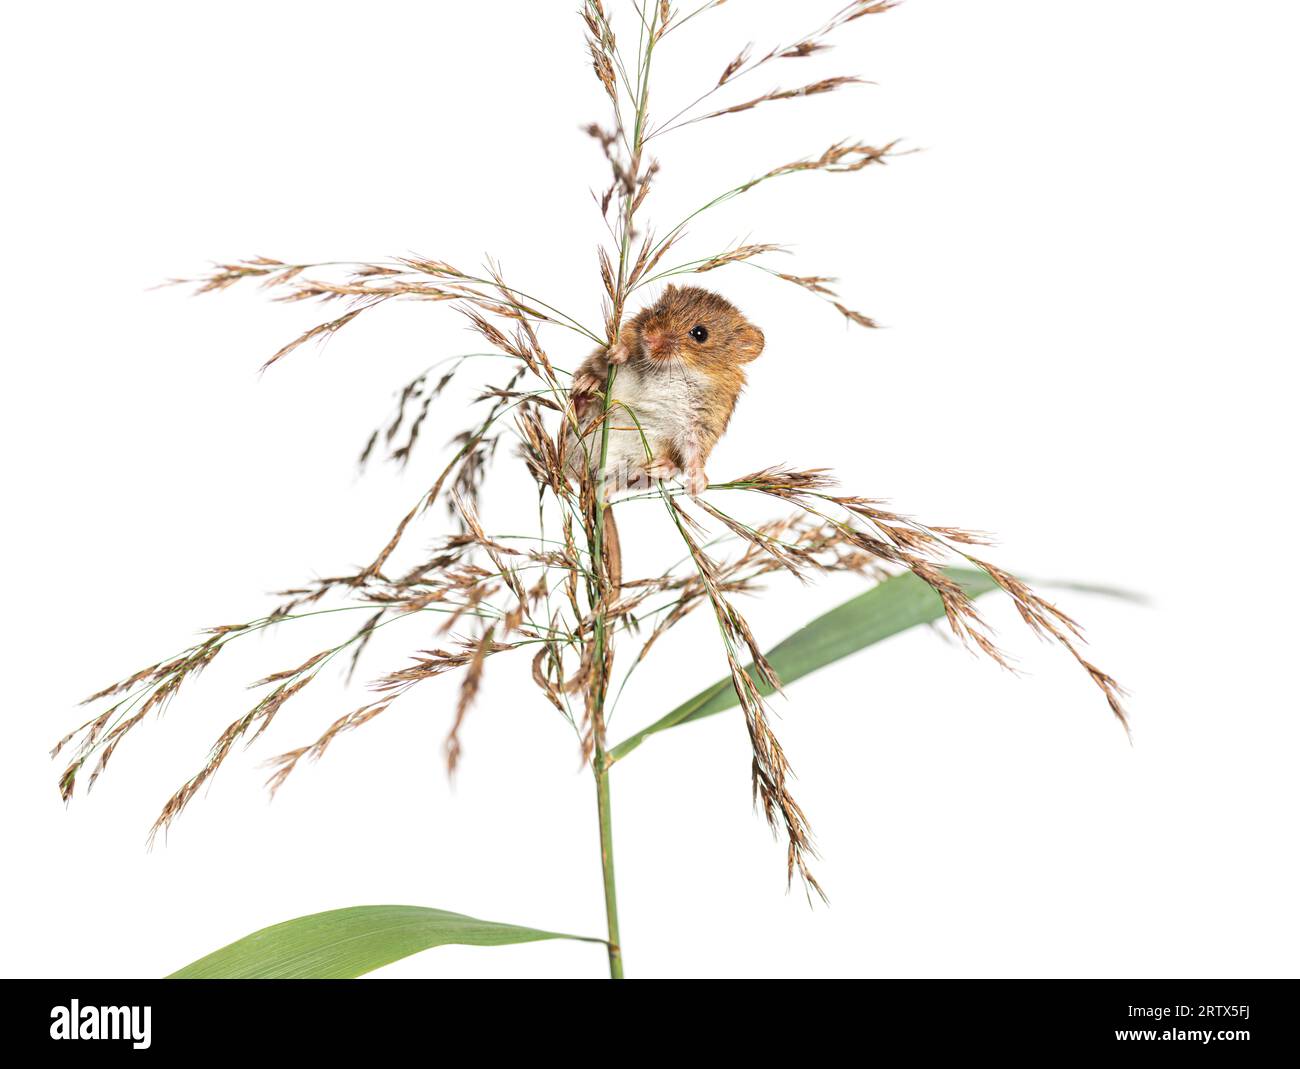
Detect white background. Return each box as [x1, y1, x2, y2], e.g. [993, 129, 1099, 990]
[3, 1, 1297, 979]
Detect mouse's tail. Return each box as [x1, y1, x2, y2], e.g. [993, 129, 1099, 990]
[602, 505, 622, 599]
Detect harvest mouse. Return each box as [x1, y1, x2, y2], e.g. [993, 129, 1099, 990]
[569, 284, 765, 496]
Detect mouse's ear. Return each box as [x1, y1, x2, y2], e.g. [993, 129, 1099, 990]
[734, 323, 765, 362]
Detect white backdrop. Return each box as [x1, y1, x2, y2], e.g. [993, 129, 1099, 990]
[2, 1, 1296, 979]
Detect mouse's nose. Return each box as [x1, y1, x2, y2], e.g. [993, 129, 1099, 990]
[643, 328, 674, 359]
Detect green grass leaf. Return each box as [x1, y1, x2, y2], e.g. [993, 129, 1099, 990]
[611, 566, 1118, 763]
[168, 905, 605, 979]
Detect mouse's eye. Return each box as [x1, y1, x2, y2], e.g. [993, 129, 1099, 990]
[689, 325, 709, 343]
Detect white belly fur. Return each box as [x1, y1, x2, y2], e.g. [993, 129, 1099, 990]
[572, 361, 702, 484]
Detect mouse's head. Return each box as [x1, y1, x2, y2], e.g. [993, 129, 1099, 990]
[631, 285, 765, 370]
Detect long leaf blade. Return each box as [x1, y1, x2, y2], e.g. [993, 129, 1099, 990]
[608, 567, 1000, 762]
[168, 905, 604, 979]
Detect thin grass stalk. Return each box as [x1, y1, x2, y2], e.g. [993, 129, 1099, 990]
[589, 379, 622, 975]
[583, 0, 665, 980]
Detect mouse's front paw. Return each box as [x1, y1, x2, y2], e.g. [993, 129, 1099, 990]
[607, 340, 632, 365]
[572, 368, 602, 397]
